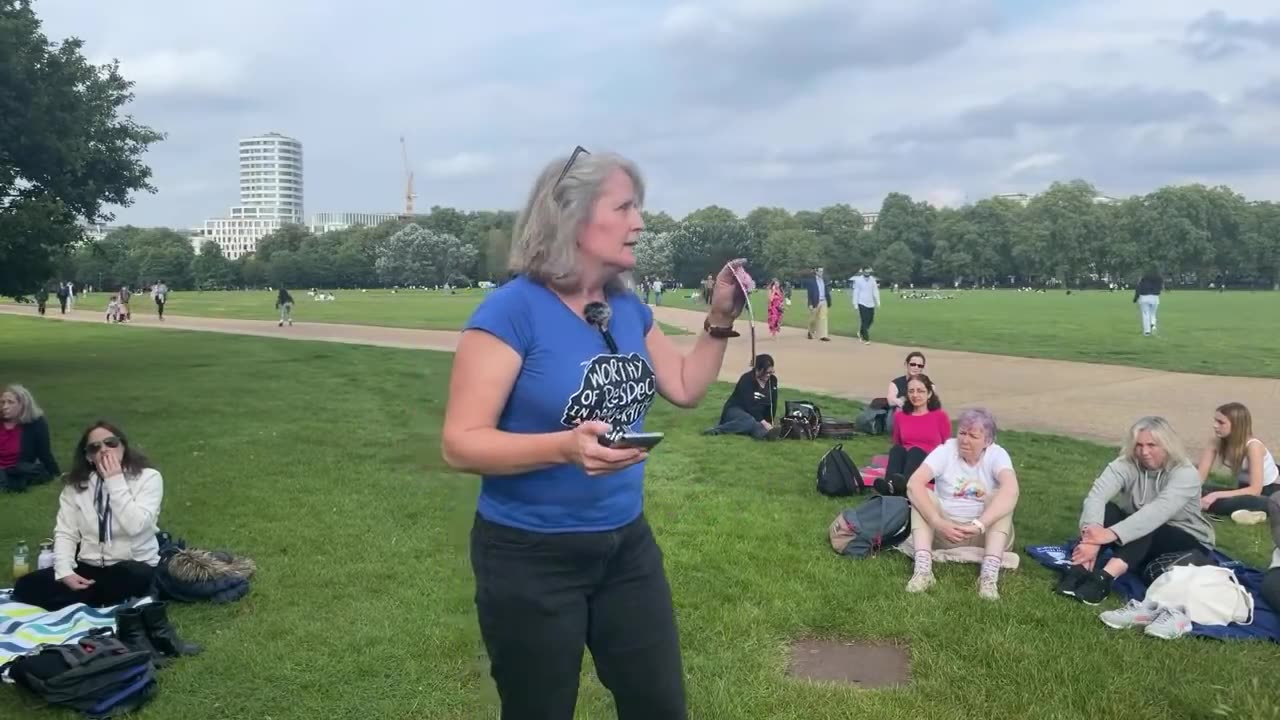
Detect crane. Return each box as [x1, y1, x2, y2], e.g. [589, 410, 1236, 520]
[400, 136, 416, 217]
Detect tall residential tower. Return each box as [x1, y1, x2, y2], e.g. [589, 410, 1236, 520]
[200, 132, 304, 259]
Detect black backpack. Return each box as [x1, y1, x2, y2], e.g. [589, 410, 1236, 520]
[854, 407, 889, 435]
[816, 444, 863, 496]
[6, 632, 157, 718]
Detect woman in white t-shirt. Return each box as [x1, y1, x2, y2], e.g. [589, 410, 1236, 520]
[905, 407, 1021, 600]
[1197, 402, 1278, 525]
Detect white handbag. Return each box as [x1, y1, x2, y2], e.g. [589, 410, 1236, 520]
[1145, 565, 1254, 626]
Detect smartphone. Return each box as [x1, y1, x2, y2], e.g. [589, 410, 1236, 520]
[602, 431, 665, 450]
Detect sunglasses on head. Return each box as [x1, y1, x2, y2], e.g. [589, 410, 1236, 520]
[86, 437, 121, 454]
[555, 146, 590, 187]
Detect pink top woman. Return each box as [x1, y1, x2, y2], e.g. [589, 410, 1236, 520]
[767, 280, 784, 337]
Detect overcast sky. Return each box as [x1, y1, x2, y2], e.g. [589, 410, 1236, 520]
[35, 0, 1280, 228]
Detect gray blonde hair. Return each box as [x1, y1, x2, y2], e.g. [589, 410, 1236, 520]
[2, 384, 44, 424]
[1120, 416, 1192, 470]
[956, 407, 998, 444]
[509, 150, 645, 293]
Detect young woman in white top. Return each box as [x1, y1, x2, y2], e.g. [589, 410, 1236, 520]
[1197, 402, 1278, 525]
[904, 407, 1021, 601]
[13, 421, 163, 610]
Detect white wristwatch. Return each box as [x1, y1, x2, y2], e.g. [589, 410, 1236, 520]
[970, 519, 987, 533]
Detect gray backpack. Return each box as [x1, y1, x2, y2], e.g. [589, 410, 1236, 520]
[828, 496, 911, 558]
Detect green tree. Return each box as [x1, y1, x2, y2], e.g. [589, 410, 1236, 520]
[874, 241, 916, 285]
[682, 205, 739, 225]
[761, 228, 822, 282]
[634, 231, 674, 281]
[375, 223, 478, 287]
[192, 241, 233, 289]
[667, 220, 755, 287]
[0, 0, 164, 298]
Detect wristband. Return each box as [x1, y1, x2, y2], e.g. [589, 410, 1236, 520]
[970, 518, 986, 533]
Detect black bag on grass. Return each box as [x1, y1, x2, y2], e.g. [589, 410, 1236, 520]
[816, 444, 862, 497]
[855, 407, 889, 435]
[6, 632, 157, 718]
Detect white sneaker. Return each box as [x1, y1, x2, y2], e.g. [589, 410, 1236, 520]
[906, 572, 936, 593]
[1144, 607, 1192, 640]
[1231, 509, 1267, 525]
[1099, 599, 1159, 629]
[978, 576, 999, 601]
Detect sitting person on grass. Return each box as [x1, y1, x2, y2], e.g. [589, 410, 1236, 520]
[905, 408, 1019, 600]
[877, 374, 949, 496]
[13, 421, 163, 610]
[702, 354, 779, 440]
[0, 383, 62, 492]
[884, 351, 930, 434]
[1056, 416, 1214, 606]
[1196, 402, 1278, 525]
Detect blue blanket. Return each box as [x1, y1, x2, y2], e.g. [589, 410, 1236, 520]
[1025, 543, 1280, 642]
[0, 589, 150, 670]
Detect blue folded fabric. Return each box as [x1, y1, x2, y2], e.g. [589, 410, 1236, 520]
[1026, 542, 1280, 642]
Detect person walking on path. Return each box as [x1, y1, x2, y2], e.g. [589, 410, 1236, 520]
[852, 267, 881, 344]
[34, 287, 48, 316]
[55, 284, 69, 314]
[275, 288, 294, 327]
[1134, 269, 1163, 336]
[766, 279, 784, 338]
[804, 266, 832, 341]
[152, 281, 169, 321]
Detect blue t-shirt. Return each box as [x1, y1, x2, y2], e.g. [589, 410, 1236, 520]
[464, 275, 657, 533]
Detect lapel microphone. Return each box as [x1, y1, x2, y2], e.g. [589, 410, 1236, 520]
[584, 301, 619, 354]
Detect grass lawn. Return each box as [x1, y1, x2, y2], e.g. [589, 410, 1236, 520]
[67, 286, 1279, 377]
[2, 316, 1276, 719]
[662, 287, 1280, 379]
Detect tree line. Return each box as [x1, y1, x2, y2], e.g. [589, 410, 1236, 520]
[53, 179, 1280, 294]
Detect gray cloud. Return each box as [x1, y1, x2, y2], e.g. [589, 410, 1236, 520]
[658, 0, 998, 108]
[879, 85, 1222, 144]
[1182, 10, 1280, 61]
[22, 0, 1280, 227]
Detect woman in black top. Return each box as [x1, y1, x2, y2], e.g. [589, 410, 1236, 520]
[703, 354, 779, 440]
[0, 383, 61, 492]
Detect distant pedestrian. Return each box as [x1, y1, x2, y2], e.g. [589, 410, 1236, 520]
[852, 268, 881, 344]
[276, 287, 294, 327]
[804, 266, 831, 341]
[767, 278, 784, 338]
[1134, 268, 1163, 336]
[152, 281, 169, 321]
[55, 284, 69, 314]
[34, 287, 48, 315]
[118, 285, 132, 321]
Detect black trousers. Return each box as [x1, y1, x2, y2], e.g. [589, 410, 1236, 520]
[1102, 503, 1205, 576]
[857, 305, 875, 341]
[155, 298, 166, 318]
[471, 513, 686, 720]
[886, 445, 928, 485]
[12, 561, 156, 611]
[1202, 483, 1279, 515]
[0, 462, 54, 492]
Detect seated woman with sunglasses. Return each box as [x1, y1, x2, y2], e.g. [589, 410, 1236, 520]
[877, 374, 949, 496]
[884, 351, 931, 434]
[702, 354, 779, 440]
[441, 147, 746, 719]
[13, 421, 163, 610]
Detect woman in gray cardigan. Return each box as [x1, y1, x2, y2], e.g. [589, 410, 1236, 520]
[1056, 416, 1214, 606]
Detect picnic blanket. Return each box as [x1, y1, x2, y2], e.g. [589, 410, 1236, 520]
[0, 589, 147, 668]
[1025, 543, 1280, 643]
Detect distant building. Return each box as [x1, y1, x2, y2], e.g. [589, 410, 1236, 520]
[80, 223, 117, 243]
[198, 132, 304, 259]
[861, 212, 879, 229]
[993, 193, 1032, 206]
[309, 212, 398, 234]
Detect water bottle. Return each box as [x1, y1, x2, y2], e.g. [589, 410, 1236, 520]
[37, 540, 55, 571]
[12, 541, 30, 580]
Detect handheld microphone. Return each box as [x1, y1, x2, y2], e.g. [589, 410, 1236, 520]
[583, 301, 619, 354]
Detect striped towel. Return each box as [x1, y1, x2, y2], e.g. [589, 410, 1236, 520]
[0, 589, 143, 667]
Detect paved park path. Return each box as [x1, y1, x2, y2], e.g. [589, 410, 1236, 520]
[4, 303, 1277, 452]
